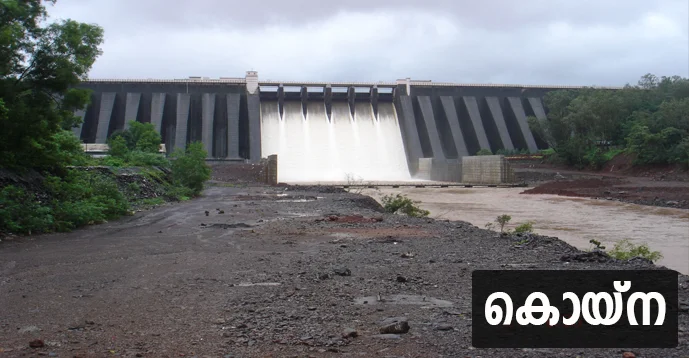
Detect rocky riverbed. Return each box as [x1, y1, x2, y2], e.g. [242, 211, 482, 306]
[0, 183, 687, 357]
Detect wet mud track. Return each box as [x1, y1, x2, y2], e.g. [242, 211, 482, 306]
[1, 185, 688, 357]
[518, 170, 689, 210]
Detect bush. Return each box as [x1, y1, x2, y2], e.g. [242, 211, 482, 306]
[540, 148, 556, 156]
[107, 135, 130, 158]
[496, 214, 511, 233]
[476, 149, 493, 156]
[127, 151, 169, 167]
[514, 222, 534, 234]
[381, 194, 430, 217]
[608, 239, 663, 262]
[0, 170, 132, 234]
[139, 197, 165, 206]
[603, 148, 625, 162]
[583, 147, 607, 170]
[105, 125, 169, 168]
[110, 121, 162, 153]
[0, 186, 54, 234]
[170, 142, 211, 196]
[50, 130, 92, 167]
[44, 170, 130, 231]
[101, 155, 126, 167]
[165, 184, 196, 201]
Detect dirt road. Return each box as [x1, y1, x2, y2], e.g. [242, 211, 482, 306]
[1, 183, 688, 357]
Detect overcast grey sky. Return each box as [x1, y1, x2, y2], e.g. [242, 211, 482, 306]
[48, 0, 689, 86]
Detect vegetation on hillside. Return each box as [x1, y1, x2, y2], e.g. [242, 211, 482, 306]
[529, 74, 689, 169]
[0, 1, 210, 236]
[0, 0, 103, 171]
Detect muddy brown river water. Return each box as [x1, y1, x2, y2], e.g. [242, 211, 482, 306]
[362, 187, 689, 274]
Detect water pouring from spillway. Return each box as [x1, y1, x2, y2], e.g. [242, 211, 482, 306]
[261, 101, 412, 183]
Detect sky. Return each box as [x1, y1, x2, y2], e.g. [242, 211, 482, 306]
[47, 0, 689, 86]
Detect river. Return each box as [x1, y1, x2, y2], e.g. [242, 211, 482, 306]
[361, 187, 689, 275]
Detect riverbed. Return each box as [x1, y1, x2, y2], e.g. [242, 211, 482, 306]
[362, 187, 689, 274]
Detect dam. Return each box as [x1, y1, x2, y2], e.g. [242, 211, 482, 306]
[72, 71, 613, 182]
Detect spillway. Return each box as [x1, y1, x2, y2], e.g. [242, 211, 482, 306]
[260, 101, 412, 183]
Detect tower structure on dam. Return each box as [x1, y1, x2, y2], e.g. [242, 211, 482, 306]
[72, 71, 615, 178]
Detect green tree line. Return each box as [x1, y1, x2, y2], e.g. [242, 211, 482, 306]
[529, 74, 689, 169]
[0, 1, 210, 235]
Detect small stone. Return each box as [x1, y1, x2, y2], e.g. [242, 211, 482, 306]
[380, 320, 410, 334]
[214, 318, 226, 325]
[19, 326, 40, 334]
[205, 211, 210, 216]
[333, 267, 351, 276]
[342, 328, 358, 338]
[307, 307, 317, 311]
[434, 324, 453, 331]
[396, 275, 407, 283]
[380, 317, 407, 325]
[29, 339, 44, 348]
[622, 352, 635, 358]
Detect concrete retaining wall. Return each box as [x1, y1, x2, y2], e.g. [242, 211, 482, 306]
[416, 158, 462, 182]
[261, 155, 278, 185]
[461, 155, 515, 184]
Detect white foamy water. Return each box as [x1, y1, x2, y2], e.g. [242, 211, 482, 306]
[261, 101, 411, 182]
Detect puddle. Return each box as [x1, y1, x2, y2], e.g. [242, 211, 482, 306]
[318, 215, 384, 223]
[330, 233, 357, 239]
[203, 223, 252, 229]
[354, 294, 453, 308]
[235, 282, 281, 287]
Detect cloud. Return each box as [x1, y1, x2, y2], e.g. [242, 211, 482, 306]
[47, 0, 689, 85]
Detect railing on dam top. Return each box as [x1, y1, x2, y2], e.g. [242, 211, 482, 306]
[80, 78, 622, 90]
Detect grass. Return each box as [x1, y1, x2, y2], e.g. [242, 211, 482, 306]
[138, 197, 165, 207]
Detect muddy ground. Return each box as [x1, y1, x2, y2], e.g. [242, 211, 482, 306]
[1, 176, 688, 357]
[516, 168, 689, 210]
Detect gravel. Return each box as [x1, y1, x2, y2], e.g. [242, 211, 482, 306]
[0, 184, 686, 357]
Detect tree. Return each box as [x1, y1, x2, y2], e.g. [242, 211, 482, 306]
[170, 142, 211, 196]
[534, 73, 689, 169]
[110, 121, 162, 153]
[0, 0, 104, 170]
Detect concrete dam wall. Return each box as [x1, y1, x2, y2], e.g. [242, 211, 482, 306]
[72, 72, 593, 181]
[72, 79, 261, 161]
